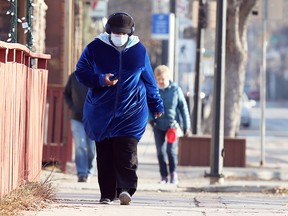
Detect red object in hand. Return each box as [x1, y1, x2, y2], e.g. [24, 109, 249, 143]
[166, 128, 177, 143]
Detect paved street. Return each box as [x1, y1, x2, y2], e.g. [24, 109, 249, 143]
[23, 101, 288, 216]
[23, 190, 288, 216]
[239, 101, 288, 168]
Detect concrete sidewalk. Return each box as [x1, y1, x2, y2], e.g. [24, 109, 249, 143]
[23, 126, 288, 215]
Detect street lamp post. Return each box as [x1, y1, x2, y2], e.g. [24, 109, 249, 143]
[192, 0, 207, 135]
[205, 0, 227, 184]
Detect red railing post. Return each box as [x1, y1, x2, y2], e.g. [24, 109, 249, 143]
[0, 41, 50, 197]
[43, 85, 73, 172]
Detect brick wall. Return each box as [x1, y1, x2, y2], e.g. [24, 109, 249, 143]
[44, 0, 65, 85]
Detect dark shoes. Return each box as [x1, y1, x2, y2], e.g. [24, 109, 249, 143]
[119, 191, 131, 205]
[77, 176, 87, 182]
[99, 190, 132, 205]
[99, 198, 113, 205]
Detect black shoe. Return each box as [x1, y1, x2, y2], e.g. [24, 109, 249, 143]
[77, 176, 87, 182]
[99, 198, 113, 204]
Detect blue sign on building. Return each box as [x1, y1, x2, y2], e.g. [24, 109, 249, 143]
[151, 13, 170, 39]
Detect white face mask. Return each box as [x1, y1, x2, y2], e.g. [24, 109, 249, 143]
[111, 33, 129, 47]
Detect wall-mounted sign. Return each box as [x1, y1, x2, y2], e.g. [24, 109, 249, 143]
[151, 13, 170, 40]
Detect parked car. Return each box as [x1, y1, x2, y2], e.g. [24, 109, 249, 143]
[247, 90, 260, 101]
[197, 92, 255, 128]
[187, 87, 256, 131]
[240, 93, 256, 127]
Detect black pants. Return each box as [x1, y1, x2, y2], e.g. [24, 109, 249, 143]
[96, 136, 138, 200]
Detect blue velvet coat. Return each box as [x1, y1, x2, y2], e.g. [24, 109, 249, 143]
[75, 33, 164, 142]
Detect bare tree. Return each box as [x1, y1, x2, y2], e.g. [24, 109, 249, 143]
[224, 0, 257, 137]
[31, 0, 48, 53]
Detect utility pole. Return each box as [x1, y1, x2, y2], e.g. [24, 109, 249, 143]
[205, 0, 227, 184]
[169, 0, 176, 80]
[192, 0, 207, 134]
[162, 0, 176, 79]
[260, 0, 268, 166]
[64, 0, 73, 84]
[170, 0, 176, 21]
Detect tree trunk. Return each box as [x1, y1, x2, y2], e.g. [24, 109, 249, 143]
[224, 0, 257, 137]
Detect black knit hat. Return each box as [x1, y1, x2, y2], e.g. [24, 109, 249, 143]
[105, 12, 135, 35]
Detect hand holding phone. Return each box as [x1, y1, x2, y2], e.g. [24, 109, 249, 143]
[105, 73, 118, 86]
[109, 74, 118, 81]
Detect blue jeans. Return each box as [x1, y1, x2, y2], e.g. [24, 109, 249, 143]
[70, 119, 96, 177]
[153, 127, 178, 178]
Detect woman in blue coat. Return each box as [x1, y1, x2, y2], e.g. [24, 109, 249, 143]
[152, 65, 191, 184]
[75, 12, 163, 205]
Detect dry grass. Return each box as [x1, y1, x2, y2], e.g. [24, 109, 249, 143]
[265, 187, 288, 195]
[0, 171, 56, 216]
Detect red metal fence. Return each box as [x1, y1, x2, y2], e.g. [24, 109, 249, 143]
[42, 85, 73, 172]
[0, 41, 50, 198]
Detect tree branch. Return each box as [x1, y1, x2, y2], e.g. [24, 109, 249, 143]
[239, 0, 257, 42]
